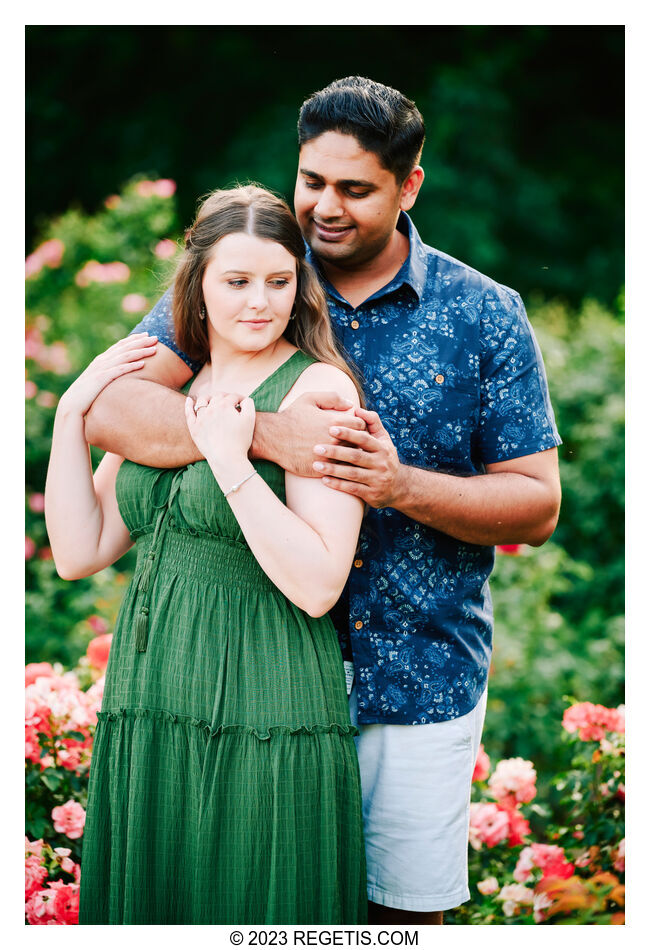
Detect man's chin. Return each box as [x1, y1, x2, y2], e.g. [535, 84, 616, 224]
[309, 233, 359, 264]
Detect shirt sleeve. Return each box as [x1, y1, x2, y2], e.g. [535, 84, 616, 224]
[129, 287, 203, 374]
[477, 284, 561, 463]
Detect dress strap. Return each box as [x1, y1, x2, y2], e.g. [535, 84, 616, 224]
[250, 350, 317, 414]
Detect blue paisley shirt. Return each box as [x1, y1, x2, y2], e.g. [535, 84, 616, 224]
[131, 212, 561, 725]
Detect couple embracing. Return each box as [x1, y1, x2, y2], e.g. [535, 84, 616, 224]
[45, 76, 561, 925]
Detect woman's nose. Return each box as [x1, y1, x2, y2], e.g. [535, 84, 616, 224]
[247, 283, 267, 310]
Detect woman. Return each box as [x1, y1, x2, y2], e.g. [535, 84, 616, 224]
[45, 185, 367, 925]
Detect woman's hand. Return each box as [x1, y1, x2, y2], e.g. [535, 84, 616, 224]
[57, 333, 158, 417]
[184, 392, 256, 472]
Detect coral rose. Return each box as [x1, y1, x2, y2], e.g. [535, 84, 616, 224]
[497, 883, 534, 917]
[472, 743, 490, 782]
[514, 843, 574, 883]
[562, 701, 625, 741]
[25, 662, 55, 686]
[86, 633, 112, 670]
[477, 876, 499, 895]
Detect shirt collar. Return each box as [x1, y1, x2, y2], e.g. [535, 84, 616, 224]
[304, 211, 427, 307]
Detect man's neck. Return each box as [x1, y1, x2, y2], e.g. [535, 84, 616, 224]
[319, 228, 410, 310]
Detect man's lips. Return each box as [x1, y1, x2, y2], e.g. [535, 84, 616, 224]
[312, 220, 354, 242]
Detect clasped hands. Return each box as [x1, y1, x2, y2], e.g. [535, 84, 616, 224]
[314, 406, 405, 510]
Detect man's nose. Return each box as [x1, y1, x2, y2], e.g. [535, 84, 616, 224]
[314, 186, 344, 220]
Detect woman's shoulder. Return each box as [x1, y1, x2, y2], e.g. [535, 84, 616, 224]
[279, 359, 359, 410]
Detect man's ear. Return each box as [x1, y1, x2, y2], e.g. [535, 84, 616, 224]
[399, 166, 425, 212]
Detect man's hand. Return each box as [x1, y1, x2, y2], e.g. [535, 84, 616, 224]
[312, 406, 405, 508]
[252, 392, 367, 478]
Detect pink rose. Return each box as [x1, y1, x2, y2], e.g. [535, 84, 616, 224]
[122, 293, 148, 313]
[28, 492, 45, 513]
[468, 802, 510, 849]
[75, 260, 130, 286]
[488, 757, 537, 805]
[25, 326, 44, 359]
[25, 239, 64, 279]
[104, 194, 121, 209]
[51, 800, 86, 839]
[477, 876, 499, 895]
[25, 536, 36, 559]
[25, 380, 38, 399]
[496, 544, 522, 555]
[25, 887, 58, 924]
[472, 743, 490, 782]
[152, 178, 176, 197]
[613, 838, 625, 873]
[38, 239, 65, 267]
[36, 391, 57, 408]
[87, 614, 108, 635]
[25, 854, 49, 899]
[38, 546, 53, 560]
[154, 238, 177, 258]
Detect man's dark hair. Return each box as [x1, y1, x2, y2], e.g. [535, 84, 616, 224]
[297, 76, 425, 183]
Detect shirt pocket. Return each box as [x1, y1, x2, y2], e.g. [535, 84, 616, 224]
[394, 374, 479, 469]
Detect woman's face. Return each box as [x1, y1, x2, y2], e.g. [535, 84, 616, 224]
[201, 233, 297, 356]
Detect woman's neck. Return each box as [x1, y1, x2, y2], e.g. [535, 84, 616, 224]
[205, 337, 297, 395]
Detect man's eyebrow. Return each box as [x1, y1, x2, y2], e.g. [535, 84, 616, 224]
[299, 168, 376, 189]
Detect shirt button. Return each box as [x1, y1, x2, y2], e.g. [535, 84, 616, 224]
[354, 559, 363, 568]
[350, 320, 360, 329]
[435, 374, 445, 384]
[354, 620, 363, 630]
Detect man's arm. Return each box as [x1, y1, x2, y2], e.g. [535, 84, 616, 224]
[312, 408, 561, 546]
[85, 341, 366, 472]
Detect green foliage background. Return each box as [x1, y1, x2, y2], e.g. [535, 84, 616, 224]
[26, 25, 623, 833]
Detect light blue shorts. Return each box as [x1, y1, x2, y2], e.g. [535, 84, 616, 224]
[349, 686, 487, 912]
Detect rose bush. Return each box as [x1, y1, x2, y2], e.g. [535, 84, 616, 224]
[26, 176, 179, 668]
[448, 700, 625, 925]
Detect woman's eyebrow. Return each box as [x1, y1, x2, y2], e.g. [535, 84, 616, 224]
[221, 269, 295, 276]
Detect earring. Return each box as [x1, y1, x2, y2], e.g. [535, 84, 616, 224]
[200, 304, 206, 321]
[289, 307, 296, 321]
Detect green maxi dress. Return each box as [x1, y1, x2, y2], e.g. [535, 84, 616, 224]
[78, 351, 367, 925]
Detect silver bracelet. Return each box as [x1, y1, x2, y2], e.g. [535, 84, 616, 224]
[223, 470, 258, 498]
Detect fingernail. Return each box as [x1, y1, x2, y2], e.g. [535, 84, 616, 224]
[313, 461, 325, 471]
[314, 445, 326, 454]
[330, 427, 340, 436]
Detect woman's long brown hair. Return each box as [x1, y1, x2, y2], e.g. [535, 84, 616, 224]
[172, 184, 364, 401]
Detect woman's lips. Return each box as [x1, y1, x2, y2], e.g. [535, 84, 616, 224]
[239, 320, 271, 329]
[313, 221, 354, 242]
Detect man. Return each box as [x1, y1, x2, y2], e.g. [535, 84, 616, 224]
[85, 77, 561, 924]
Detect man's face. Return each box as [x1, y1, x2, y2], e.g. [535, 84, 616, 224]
[294, 131, 406, 269]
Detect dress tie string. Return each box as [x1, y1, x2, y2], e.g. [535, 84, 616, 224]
[135, 470, 184, 653]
